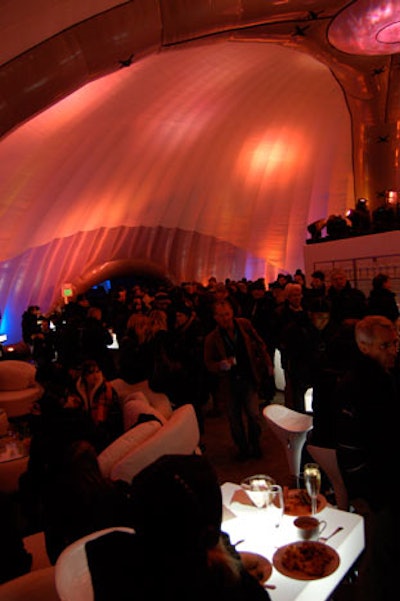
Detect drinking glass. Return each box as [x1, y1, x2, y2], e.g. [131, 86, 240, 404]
[267, 484, 285, 528]
[303, 462, 321, 515]
[240, 474, 275, 509]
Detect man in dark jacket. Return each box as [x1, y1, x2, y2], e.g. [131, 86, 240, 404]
[327, 268, 367, 324]
[204, 300, 273, 460]
[335, 315, 399, 600]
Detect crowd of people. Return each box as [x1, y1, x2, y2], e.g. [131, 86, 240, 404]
[2, 266, 399, 598]
[16, 266, 400, 462]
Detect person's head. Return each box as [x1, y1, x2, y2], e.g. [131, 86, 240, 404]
[308, 298, 331, 330]
[214, 283, 229, 300]
[310, 270, 325, 289]
[355, 315, 399, 372]
[86, 455, 241, 601]
[236, 280, 247, 294]
[61, 439, 100, 474]
[36, 363, 76, 407]
[77, 294, 90, 307]
[372, 273, 391, 291]
[116, 286, 127, 302]
[126, 313, 150, 343]
[212, 300, 234, 329]
[182, 281, 198, 296]
[269, 282, 286, 304]
[40, 317, 51, 331]
[356, 197, 369, 212]
[81, 359, 103, 387]
[174, 302, 192, 328]
[152, 292, 172, 312]
[293, 270, 306, 286]
[87, 306, 102, 321]
[148, 309, 168, 335]
[51, 439, 110, 496]
[131, 296, 145, 313]
[330, 269, 348, 290]
[26, 305, 40, 316]
[277, 273, 289, 288]
[129, 454, 222, 553]
[249, 280, 265, 299]
[207, 276, 217, 290]
[284, 283, 303, 308]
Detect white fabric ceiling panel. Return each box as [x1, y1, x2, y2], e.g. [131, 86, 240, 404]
[0, 38, 353, 342]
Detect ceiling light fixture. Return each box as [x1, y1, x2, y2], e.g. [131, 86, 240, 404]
[329, 0, 400, 55]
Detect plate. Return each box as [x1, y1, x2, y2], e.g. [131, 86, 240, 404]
[239, 551, 273, 584]
[284, 489, 327, 516]
[273, 541, 340, 580]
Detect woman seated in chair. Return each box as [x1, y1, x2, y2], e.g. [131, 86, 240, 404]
[74, 359, 123, 452]
[85, 454, 272, 601]
[43, 439, 133, 565]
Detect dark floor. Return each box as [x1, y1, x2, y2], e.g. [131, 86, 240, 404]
[200, 390, 292, 488]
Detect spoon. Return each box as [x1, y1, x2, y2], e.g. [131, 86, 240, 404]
[319, 526, 344, 543]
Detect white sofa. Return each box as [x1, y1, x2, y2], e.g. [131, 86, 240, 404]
[110, 378, 173, 420]
[98, 403, 200, 483]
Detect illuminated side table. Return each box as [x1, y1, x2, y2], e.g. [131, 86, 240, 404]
[0, 435, 29, 493]
[221, 481, 365, 601]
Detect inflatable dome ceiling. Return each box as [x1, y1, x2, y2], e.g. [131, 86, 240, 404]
[1, 0, 400, 343]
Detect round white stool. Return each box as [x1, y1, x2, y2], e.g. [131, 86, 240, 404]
[263, 404, 313, 486]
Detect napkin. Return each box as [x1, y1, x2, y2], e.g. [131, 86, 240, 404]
[229, 489, 260, 514]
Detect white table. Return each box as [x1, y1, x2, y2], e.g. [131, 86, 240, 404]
[221, 482, 365, 601]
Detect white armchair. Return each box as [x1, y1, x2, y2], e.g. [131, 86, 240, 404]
[0, 360, 43, 418]
[263, 404, 313, 486]
[98, 404, 200, 484]
[55, 527, 135, 601]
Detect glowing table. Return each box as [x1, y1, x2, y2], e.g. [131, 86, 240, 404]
[221, 482, 365, 601]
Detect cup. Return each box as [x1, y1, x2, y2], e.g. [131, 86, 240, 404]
[294, 516, 327, 541]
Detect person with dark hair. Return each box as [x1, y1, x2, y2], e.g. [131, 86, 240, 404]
[308, 270, 327, 300]
[42, 439, 132, 565]
[327, 269, 367, 324]
[18, 366, 99, 531]
[366, 273, 399, 323]
[21, 304, 42, 345]
[293, 269, 306, 289]
[75, 359, 123, 451]
[242, 280, 277, 357]
[347, 198, 372, 235]
[278, 297, 338, 412]
[306, 316, 359, 450]
[32, 316, 57, 368]
[241, 281, 277, 402]
[149, 301, 209, 434]
[106, 286, 131, 343]
[117, 313, 152, 384]
[204, 300, 273, 460]
[80, 306, 115, 378]
[86, 454, 272, 601]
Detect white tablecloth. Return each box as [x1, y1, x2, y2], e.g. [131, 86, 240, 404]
[221, 482, 365, 601]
